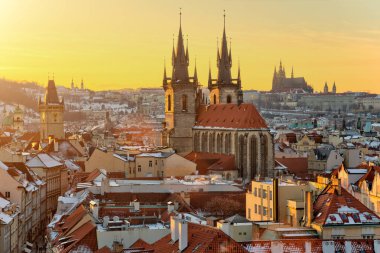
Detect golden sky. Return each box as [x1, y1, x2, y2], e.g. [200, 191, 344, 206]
[0, 0, 380, 93]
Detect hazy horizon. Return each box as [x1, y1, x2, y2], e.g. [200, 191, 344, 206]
[1, 0, 380, 93]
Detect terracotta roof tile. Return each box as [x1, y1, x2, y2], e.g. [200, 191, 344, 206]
[195, 104, 267, 129]
[185, 152, 236, 174]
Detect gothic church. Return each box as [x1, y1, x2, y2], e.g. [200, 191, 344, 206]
[162, 13, 274, 180]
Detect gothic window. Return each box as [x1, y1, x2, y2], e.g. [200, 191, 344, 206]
[227, 95, 232, 103]
[168, 95, 172, 111]
[250, 136, 258, 178]
[213, 94, 217, 104]
[182, 94, 188, 111]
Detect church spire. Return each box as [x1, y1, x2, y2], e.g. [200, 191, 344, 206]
[163, 58, 168, 87]
[217, 10, 232, 84]
[171, 8, 190, 84]
[193, 58, 198, 85]
[291, 66, 294, 78]
[208, 61, 212, 88]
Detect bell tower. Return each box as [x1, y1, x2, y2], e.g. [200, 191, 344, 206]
[39, 79, 65, 140]
[162, 10, 199, 154]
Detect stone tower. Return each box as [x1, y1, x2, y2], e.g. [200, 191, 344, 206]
[324, 82, 329, 93]
[208, 12, 242, 105]
[39, 79, 65, 140]
[162, 11, 199, 154]
[13, 105, 24, 132]
[332, 82, 336, 94]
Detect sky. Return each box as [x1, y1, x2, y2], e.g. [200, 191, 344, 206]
[0, 0, 380, 93]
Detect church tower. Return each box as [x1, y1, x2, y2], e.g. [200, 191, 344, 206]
[162, 11, 199, 154]
[332, 82, 336, 94]
[39, 79, 65, 140]
[208, 12, 242, 105]
[324, 82, 329, 93]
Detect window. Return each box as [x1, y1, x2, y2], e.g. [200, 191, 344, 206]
[155, 160, 157, 165]
[248, 208, 251, 219]
[5, 192, 10, 198]
[254, 204, 257, 214]
[258, 188, 262, 198]
[138, 165, 141, 172]
[243, 232, 246, 235]
[362, 235, 374, 239]
[270, 208, 273, 218]
[269, 191, 273, 200]
[254, 187, 257, 197]
[227, 95, 232, 103]
[263, 207, 267, 216]
[182, 94, 188, 111]
[168, 94, 172, 111]
[149, 161, 152, 167]
[258, 205, 262, 215]
[332, 236, 344, 239]
[263, 189, 267, 199]
[213, 94, 217, 104]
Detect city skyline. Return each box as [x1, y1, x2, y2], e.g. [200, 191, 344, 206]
[1, 0, 380, 93]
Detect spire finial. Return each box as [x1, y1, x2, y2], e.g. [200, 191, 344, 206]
[179, 8, 182, 27]
[223, 9, 226, 29]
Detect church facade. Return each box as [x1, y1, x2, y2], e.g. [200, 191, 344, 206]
[162, 13, 274, 180]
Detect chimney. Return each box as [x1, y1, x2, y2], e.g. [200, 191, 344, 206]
[103, 216, 109, 229]
[178, 220, 188, 251]
[167, 201, 175, 213]
[272, 178, 279, 222]
[337, 178, 342, 195]
[170, 216, 179, 242]
[133, 200, 140, 212]
[54, 138, 59, 152]
[48, 135, 54, 144]
[304, 191, 313, 227]
[90, 200, 99, 220]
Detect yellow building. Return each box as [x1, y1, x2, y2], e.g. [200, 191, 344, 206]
[246, 178, 309, 224]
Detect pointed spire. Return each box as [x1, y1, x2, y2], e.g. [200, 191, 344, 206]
[185, 35, 189, 63]
[163, 58, 168, 87]
[291, 66, 294, 78]
[193, 58, 198, 85]
[229, 37, 232, 65]
[208, 60, 212, 88]
[171, 34, 175, 66]
[172, 8, 189, 83]
[237, 60, 241, 89]
[217, 10, 232, 84]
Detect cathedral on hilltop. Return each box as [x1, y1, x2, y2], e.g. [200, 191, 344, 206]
[39, 79, 65, 140]
[271, 61, 313, 93]
[161, 12, 274, 180]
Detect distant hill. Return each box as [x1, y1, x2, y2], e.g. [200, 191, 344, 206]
[0, 78, 42, 111]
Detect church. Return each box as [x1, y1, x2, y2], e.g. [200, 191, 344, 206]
[271, 61, 313, 93]
[161, 13, 274, 180]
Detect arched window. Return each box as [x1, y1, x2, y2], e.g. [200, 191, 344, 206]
[168, 95, 171, 111]
[182, 94, 188, 111]
[227, 95, 232, 104]
[213, 94, 217, 104]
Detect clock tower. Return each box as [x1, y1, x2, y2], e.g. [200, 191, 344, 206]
[39, 79, 65, 140]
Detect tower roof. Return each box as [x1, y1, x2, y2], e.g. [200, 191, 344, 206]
[45, 79, 60, 104]
[171, 9, 190, 84]
[217, 10, 232, 84]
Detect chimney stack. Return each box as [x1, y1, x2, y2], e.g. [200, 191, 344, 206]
[178, 220, 188, 251]
[304, 191, 313, 227]
[272, 178, 279, 222]
[168, 201, 175, 213]
[170, 216, 179, 242]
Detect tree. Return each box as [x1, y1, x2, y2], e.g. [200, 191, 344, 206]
[204, 196, 242, 217]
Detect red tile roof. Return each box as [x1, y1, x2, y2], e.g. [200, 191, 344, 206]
[185, 152, 236, 174]
[195, 104, 267, 129]
[313, 183, 380, 227]
[148, 222, 248, 253]
[275, 157, 309, 178]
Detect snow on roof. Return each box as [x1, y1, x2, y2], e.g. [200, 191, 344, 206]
[137, 152, 172, 158]
[26, 153, 62, 168]
[0, 197, 10, 208]
[0, 161, 8, 171]
[0, 212, 12, 224]
[347, 169, 367, 174]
